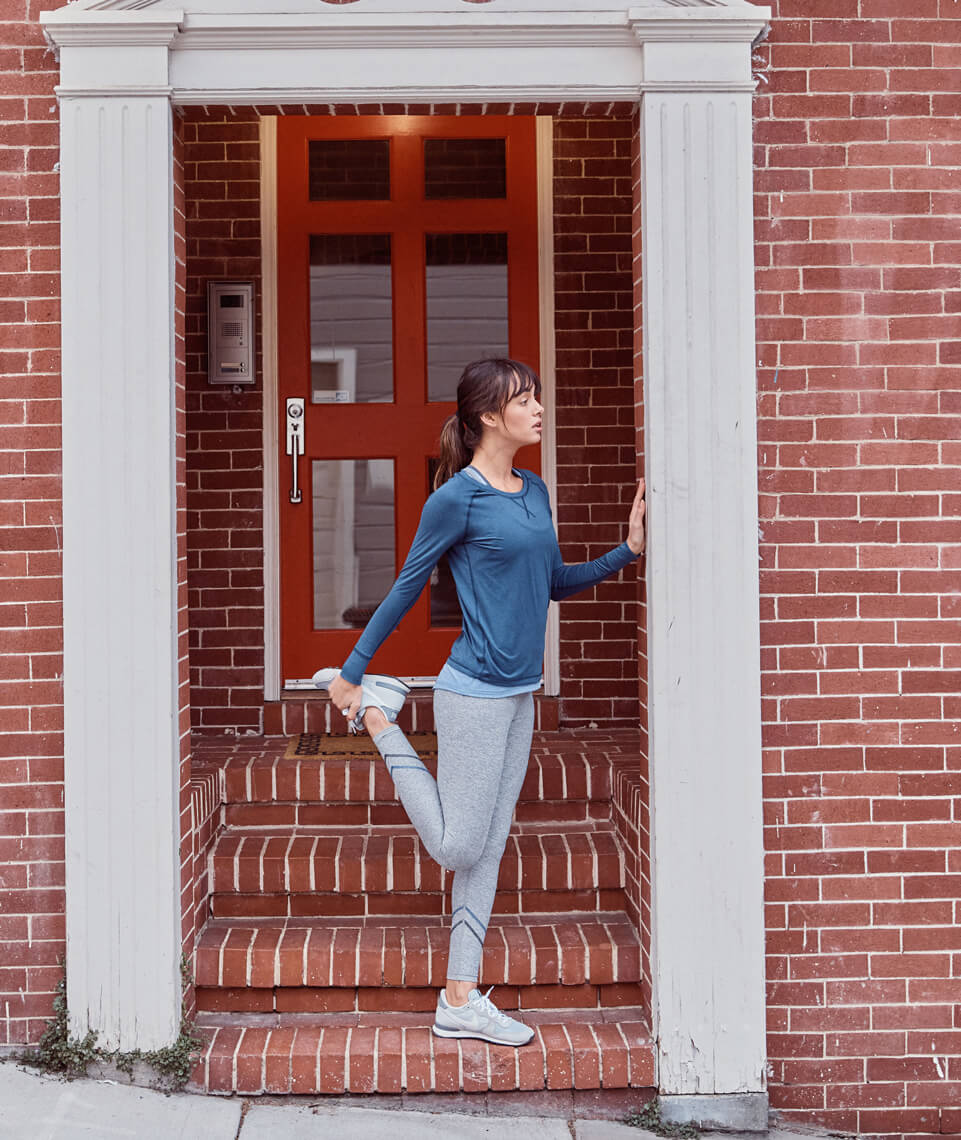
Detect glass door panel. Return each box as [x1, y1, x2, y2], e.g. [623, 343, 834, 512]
[423, 137, 507, 199]
[311, 459, 395, 631]
[427, 457, 463, 628]
[426, 232, 509, 403]
[309, 139, 391, 201]
[309, 234, 393, 404]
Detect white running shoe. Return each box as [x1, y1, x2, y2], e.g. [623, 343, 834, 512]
[310, 667, 410, 734]
[432, 986, 535, 1047]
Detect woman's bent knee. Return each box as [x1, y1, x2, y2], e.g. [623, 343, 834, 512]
[436, 837, 478, 873]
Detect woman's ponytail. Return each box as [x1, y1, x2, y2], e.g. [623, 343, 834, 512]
[434, 413, 473, 489]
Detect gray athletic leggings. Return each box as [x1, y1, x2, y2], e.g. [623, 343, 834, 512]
[372, 687, 535, 982]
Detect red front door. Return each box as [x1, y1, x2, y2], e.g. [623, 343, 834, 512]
[277, 116, 540, 684]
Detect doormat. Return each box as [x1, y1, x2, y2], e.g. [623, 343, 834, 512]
[285, 732, 438, 759]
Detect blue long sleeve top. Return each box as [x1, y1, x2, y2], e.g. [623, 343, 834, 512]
[340, 467, 640, 688]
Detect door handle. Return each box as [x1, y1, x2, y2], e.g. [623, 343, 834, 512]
[286, 397, 305, 504]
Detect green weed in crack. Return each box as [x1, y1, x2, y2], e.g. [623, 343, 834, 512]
[11, 953, 204, 1094]
[623, 1097, 701, 1138]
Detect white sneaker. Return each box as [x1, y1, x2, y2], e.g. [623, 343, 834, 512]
[311, 667, 410, 734]
[432, 986, 535, 1047]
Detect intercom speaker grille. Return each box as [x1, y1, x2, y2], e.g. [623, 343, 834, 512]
[221, 321, 243, 339]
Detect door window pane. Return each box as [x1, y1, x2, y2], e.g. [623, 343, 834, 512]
[310, 234, 393, 404]
[427, 458, 463, 628]
[312, 459, 395, 630]
[424, 138, 506, 199]
[426, 233, 509, 403]
[430, 556, 462, 628]
[309, 139, 390, 201]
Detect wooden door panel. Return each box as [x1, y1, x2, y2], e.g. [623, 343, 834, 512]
[277, 115, 540, 683]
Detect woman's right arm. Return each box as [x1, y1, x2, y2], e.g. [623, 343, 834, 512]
[338, 486, 467, 686]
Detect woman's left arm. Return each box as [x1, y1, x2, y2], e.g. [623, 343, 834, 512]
[550, 478, 645, 602]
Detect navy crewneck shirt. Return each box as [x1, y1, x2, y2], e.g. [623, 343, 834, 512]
[340, 467, 640, 688]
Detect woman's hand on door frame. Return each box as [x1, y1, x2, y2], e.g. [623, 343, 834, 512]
[327, 673, 363, 725]
[626, 478, 646, 556]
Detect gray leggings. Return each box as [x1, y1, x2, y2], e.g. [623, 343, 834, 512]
[372, 687, 535, 982]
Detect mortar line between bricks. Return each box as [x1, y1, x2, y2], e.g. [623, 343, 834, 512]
[244, 926, 255, 988]
[283, 833, 294, 894]
[308, 835, 318, 893]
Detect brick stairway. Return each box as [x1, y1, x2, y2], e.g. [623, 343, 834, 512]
[187, 730, 654, 1097]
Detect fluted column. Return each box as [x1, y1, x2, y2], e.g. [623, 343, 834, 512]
[637, 41, 767, 1125]
[56, 23, 183, 1048]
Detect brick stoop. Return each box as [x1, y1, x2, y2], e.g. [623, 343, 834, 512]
[207, 822, 628, 918]
[189, 730, 651, 1096]
[200, 733, 618, 827]
[189, 1010, 655, 1095]
[194, 913, 644, 1013]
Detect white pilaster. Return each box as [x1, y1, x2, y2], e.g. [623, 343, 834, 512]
[58, 73, 183, 1048]
[638, 41, 768, 1115]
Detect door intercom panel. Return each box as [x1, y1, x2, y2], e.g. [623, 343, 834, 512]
[207, 281, 255, 385]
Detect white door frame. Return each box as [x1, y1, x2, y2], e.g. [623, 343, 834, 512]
[260, 114, 561, 699]
[42, 0, 771, 1125]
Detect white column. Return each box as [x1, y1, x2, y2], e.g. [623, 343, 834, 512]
[638, 41, 768, 1126]
[55, 14, 183, 1048]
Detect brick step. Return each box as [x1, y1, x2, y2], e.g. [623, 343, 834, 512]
[211, 885, 627, 920]
[262, 692, 562, 736]
[194, 913, 644, 1014]
[189, 1008, 655, 1095]
[196, 982, 643, 1015]
[208, 824, 626, 919]
[205, 744, 612, 827]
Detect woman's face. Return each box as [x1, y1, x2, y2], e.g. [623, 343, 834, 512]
[485, 385, 544, 447]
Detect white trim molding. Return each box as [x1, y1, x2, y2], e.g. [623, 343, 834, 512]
[59, 86, 183, 1051]
[260, 115, 280, 703]
[640, 41, 766, 1116]
[536, 115, 560, 698]
[42, 3, 770, 102]
[42, 0, 771, 1117]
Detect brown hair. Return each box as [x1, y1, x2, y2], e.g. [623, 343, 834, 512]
[433, 358, 542, 490]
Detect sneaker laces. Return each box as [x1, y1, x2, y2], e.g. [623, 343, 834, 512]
[472, 986, 512, 1026]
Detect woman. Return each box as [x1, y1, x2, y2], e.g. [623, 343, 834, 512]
[314, 357, 646, 1048]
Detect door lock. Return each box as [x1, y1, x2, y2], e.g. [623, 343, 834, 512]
[286, 398, 305, 504]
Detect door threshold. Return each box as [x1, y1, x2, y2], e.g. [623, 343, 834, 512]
[283, 676, 440, 692]
[266, 691, 559, 733]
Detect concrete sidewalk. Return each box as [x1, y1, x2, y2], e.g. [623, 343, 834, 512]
[0, 1059, 845, 1140]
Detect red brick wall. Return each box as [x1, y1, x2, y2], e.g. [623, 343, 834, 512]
[753, 4, 961, 1136]
[553, 114, 643, 728]
[183, 108, 265, 733]
[184, 109, 641, 732]
[0, 0, 65, 1050]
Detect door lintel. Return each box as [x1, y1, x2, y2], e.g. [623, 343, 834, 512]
[42, 2, 770, 103]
